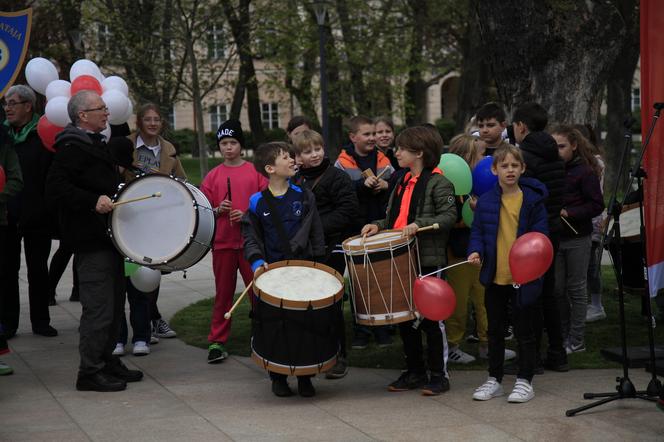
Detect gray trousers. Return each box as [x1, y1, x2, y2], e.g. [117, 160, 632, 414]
[556, 235, 592, 348]
[76, 248, 126, 376]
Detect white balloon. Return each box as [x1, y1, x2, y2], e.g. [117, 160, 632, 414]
[45, 80, 71, 101]
[130, 267, 161, 292]
[70, 59, 104, 83]
[25, 58, 59, 95]
[45, 97, 71, 127]
[102, 76, 129, 97]
[102, 90, 130, 125]
[101, 122, 112, 141]
[120, 97, 134, 123]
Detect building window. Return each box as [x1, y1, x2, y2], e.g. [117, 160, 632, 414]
[207, 24, 225, 60]
[261, 102, 279, 129]
[632, 88, 640, 111]
[167, 106, 176, 130]
[97, 23, 113, 54]
[209, 104, 228, 131]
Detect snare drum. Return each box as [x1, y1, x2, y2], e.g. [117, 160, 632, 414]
[342, 230, 420, 325]
[109, 174, 215, 271]
[251, 260, 343, 376]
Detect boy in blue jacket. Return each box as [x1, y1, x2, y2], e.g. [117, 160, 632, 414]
[467, 144, 548, 403]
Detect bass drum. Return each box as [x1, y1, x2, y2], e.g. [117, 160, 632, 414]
[109, 174, 215, 271]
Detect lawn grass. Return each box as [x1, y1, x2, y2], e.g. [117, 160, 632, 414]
[170, 266, 663, 370]
[180, 157, 224, 187]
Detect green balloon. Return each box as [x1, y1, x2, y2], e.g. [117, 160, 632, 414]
[124, 262, 140, 277]
[462, 198, 474, 227]
[438, 153, 472, 195]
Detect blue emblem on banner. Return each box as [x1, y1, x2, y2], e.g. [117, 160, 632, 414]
[0, 8, 32, 98]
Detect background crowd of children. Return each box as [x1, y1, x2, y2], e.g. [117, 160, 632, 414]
[195, 100, 609, 402]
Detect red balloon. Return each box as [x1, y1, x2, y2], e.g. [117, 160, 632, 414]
[509, 232, 554, 284]
[0, 165, 6, 193]
[413, 277, 457, 321]
[37, 115, 65, 152]
[71, 74, 102, 95]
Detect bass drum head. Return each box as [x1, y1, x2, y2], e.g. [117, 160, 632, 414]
[110, 175, 196, 266]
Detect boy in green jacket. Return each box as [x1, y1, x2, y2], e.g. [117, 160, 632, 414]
[362, 125, 456, 395]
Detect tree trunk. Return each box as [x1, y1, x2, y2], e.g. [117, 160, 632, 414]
[229, 69, 246, 120]
[404, 0, 427, 125]
[476, 0, 625, 125]
[222, 0, 265, 143]
[336, 0, 369, 116]
[454, 0, 491, 132]
[604, 0, 639, 194]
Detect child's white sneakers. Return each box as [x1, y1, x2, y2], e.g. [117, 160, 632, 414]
[507, 378, 535, 403]
[473, 377, 535, 403]
[473, 377, 504, 400]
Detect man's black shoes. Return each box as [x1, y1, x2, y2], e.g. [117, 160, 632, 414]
[76, 371, 127, 392]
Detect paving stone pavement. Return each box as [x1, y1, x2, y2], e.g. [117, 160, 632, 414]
[1, 245, 662, 441]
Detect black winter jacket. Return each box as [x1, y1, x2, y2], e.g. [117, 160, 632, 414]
[519, 131, 565, 234]
[6, 127, 53, 234]
[295, 160, 359, 255]
[46, 125, 121, 252]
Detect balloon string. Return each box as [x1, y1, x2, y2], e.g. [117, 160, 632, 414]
[418, 260, 470, 279]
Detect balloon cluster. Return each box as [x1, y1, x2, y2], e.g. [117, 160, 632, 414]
[24, 57, 133, 151]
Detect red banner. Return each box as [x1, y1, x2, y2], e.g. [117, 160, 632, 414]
[641, 0, 664, 298]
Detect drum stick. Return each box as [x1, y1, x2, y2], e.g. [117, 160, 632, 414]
[560, 216, 579, 235]
[224, 281, 254, 319]
[376, 168, 389, 180]
[419, 260, 470, 279]
[113, 192, 162, 207]
[227, 177, 233, 226]
[416, 223, 439, 233]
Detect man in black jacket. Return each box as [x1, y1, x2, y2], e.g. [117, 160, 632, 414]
[46, 90, 142, 392]
[1, 85, 56, 338]
[512, 102, 568, 371]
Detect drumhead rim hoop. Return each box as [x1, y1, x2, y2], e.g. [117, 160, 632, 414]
[342, 229, 414, 253]
[253, 260, 344, 309]
[108, 174, 201, 266]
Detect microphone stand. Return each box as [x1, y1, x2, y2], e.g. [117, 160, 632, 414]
[566, 105, 662, 416]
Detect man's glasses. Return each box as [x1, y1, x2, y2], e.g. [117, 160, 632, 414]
[1, 100, 28, 109]
[81, 105, 109, 113]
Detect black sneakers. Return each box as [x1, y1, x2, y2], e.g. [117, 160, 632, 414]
[388, 371, 428, 392]
[271, 377, 294, 397]
[325, 357, 349, 379]
[297, 376, 316, 397]
[32, 325, 58, 337]
[421, 373, 450, 396]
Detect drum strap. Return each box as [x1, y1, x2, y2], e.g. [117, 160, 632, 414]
[261, 190, 294, 259]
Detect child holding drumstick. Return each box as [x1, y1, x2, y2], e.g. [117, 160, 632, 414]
[361, 126, 457, 396]
[241, 142, 325, 397]
[200, 119, 267, 364]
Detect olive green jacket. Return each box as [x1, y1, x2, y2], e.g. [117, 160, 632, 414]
[375, 173, 457, 269]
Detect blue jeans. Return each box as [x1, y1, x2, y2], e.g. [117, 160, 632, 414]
[556, 235, 592, 347]
[587, 240, 602, 302]
[118, 278, 152, 344]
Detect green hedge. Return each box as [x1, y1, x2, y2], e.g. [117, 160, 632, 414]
[164, 127, 288, 156]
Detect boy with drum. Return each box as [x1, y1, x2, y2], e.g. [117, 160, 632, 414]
[241, 142, 325, 397]
[200, 119, 267, 364]
[361, 126, 457, 396]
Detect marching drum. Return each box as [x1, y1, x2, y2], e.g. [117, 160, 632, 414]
[342, 230, 420, 326]
[251, 260, 344, 376]
[109, 174, 215, 271]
